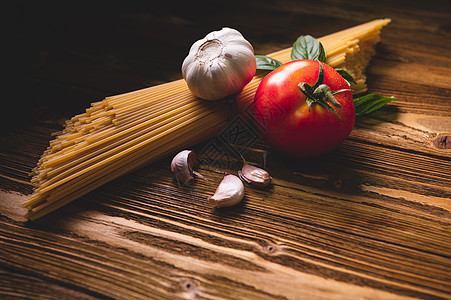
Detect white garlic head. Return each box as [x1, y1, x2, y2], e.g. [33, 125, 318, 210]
[182, 28, 256, 100]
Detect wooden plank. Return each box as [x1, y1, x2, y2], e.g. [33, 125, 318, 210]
[1, 0, 451, 299]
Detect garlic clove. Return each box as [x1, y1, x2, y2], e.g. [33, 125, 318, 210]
[238, 154, 272, 187]
[239, 164, 272, 187]
[171, 150, 198, 185]
[208, 174, 244, 208]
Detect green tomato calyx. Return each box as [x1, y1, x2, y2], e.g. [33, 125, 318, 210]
[298, 62, 350, 121]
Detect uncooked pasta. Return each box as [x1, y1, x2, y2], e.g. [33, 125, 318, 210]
[23, 19, 391, 220]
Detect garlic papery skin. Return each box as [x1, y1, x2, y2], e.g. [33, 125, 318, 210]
[208, 174, 244, 208]
[182, 27, 256, 100]
[239, 164, 272, 188]
[171, 150, 197, 185]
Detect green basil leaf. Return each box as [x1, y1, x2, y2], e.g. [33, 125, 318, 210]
[318, 42, 327, 63]
[354, 94, 394, 116]
[255, 55, 283, 71]
[291, 35, 326, 62]
[335, 68, 356, 85]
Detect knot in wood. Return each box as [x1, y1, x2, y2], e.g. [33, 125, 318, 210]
[179, 278, 196, 290]
[333, 179, 343, 188]
[262, 243, 281, 255]
[432, 135, 451, 149]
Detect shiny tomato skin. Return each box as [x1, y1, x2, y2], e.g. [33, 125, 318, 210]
[254, 60, 355, 157]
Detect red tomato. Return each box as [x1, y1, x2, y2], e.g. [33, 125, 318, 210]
[254, 59, 355, 157]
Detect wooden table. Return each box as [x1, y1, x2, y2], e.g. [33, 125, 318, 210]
[2, 1, 450, 299]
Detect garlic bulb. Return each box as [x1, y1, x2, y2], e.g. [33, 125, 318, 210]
[182, 27, 256, 100]
[208, 174, 244, 208]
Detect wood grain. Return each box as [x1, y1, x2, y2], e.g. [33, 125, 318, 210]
[2, 1, 451, 299]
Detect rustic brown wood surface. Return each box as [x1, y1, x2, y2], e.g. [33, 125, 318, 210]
[2, 1, 451, 299]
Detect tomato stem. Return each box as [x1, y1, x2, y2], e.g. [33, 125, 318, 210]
[298, 61, 349, 121]
[312, 62, 325, 90]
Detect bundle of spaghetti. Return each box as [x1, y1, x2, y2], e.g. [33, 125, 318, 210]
[23, 19, 390, 221]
